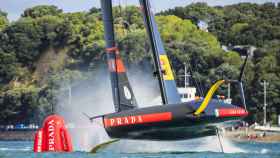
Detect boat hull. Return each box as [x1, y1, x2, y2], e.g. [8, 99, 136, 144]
[103, 100, 247, 140]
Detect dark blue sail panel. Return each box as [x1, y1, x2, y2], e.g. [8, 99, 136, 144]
[164, 80, 181, 103]
[101, 0, 138, 112]
[139, 0, 181, 104]
[145, 6, 165, 56]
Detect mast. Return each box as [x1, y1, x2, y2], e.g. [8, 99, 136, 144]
[100, 0, 138, 112]
[184, 63, 190, 88]
[139, 0, 181, 104]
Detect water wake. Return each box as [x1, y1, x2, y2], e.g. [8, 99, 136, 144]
[0, 147, 31, 151]
[101, 136, 246, 154]
[193, 136, 246, 153]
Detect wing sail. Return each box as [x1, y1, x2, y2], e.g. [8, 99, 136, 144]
[101, 0, 138, 112]
[139, 0, 181, 104]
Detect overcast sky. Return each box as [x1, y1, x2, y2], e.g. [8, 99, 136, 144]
[0, 0, 279, 21]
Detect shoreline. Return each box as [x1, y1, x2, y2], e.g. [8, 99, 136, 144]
[224, 128, 280, 143]
[0, 131, 35, 141]
[1, 129, 280, 143]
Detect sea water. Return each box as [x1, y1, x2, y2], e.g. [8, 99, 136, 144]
[0, 138, 280, 158]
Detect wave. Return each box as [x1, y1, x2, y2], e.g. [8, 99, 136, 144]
[0, 147, 31, 151]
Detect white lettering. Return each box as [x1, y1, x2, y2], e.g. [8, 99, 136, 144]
[131, 117, 136, 123]
[117, 118, 122, 125]
[37, 131, 43, 152]
[48, 119, 55, 126]
[124, 117, 129, 124]
[137, 116, 143, 123]
[48, 120, 55, 151]
[110, 119, 115, 126]
[107, 114, 152, 127]
[49, 145, 55, 151]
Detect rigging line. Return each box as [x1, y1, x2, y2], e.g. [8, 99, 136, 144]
[124, 0, 127, 17]
[193, 62, 205, 96]
[119, 0, 122, 17]
[185, 61, 200, 95]
[186, 61, 203, 97]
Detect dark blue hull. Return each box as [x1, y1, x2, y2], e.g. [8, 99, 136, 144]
[103, 100, 247, 140]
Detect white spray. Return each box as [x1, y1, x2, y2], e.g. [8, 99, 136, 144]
[54, 64, 161, 152]
[55, 68, 114, 151]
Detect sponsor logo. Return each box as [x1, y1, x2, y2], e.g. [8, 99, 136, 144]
[47, 120, 55, 151]
[159, 55, 174, 80]
[36, 130, 43, 152]
[123, 86, 132, 100]
[104, 112, 172, 127]
[215, 108, 248, 117]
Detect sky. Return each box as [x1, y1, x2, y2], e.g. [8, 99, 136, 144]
[0, 0, 279, 21]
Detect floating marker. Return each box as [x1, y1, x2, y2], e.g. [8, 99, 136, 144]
[33, 115, 73, 152]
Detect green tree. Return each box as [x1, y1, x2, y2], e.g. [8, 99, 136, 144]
[118, 29, 149, 63]
[113, 6, 143, 29]
[22, 5, 63, 19]
[36, 15, 65, 46]
[0, 85, 41, 124]
[61, 12, 105, 68]
[3, 18, 43, 66]
[0, 10, 8, 31]
[2, 15, 67, 67]
[0, 50, 17, 84]
[160, 2, 224, 24]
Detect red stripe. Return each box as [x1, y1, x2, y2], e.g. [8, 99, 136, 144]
[107, 58, 126, 73]
[142, 112, 172, 123]
[106, 47, 119, 54]
[104, 112, 172, 128]
[115, 57, 126, 73]
[106, 46, 126, 73]
[217, 108, 248, 117]
[33, 129, 44, 152]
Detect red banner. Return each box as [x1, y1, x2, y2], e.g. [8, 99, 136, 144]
[215, 108, 248, 117]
